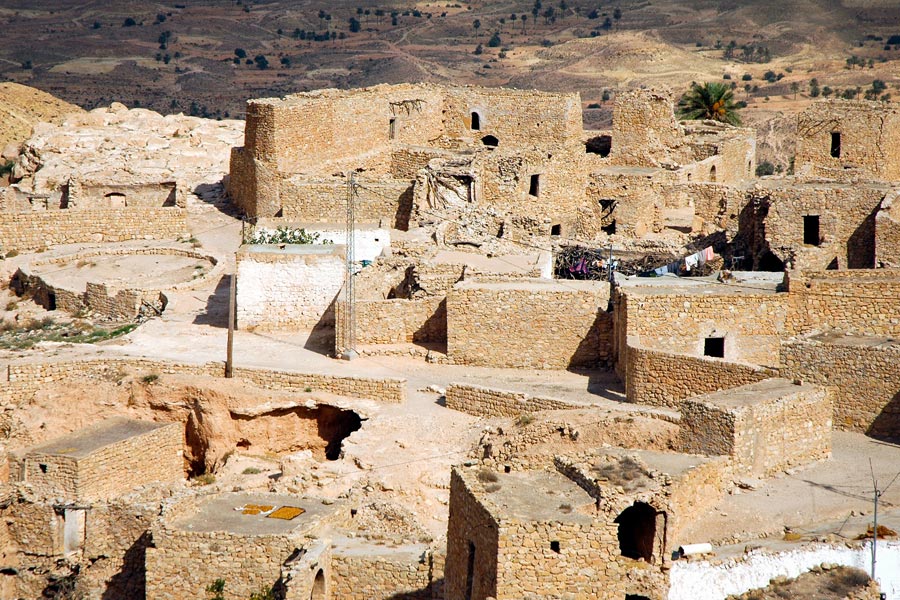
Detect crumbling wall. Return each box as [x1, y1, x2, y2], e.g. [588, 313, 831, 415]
[610, 88, 684, 167]
[330, 546, 439, 599]
[447, 279, 612, 369]
[795, 99, 900, 182]
[678, 379, 832, 476]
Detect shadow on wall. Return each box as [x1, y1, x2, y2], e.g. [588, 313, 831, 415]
[101, 531, 151, 600]
[305, 296, 337, 356]
[568, 309, 613, 371]
[412, 298, 447, 350]
[867, 391, 900, 443]
[192, 274, 231, 327]
[394, 184, 414, 231]
[846, 204, 878, 269]
[193, 181, 241, 217]
[386, 578, 444, 599]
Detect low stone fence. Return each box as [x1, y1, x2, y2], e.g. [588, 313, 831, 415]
[445, 383, 580, 417]
[3, 358, 406, 404]
[625, 345, 777, 408]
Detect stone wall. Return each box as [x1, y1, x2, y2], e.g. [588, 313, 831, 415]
[780, 338, 900, 436]
[615, 286, 786, 368]
[0, 207, 187, 253]
[678, 379, 832, 477]
[17, 421, 183, 503]
[330, 545, 439, 599]
[236, 244, 345, 330]
[625, 346, 777, 408]
[280, 176, 414, 228]
[785, 269, 900, 338]
[145, 527, 303, 600]
[875, 191, 900, 267]
[752, 181, 888, 270]
[795, 99, 900, 182]
[611, 88, 685, 167]
[3, 358, 407, 404]
[336, 297, 446, 346]
[447, 279, 612, 369]
[444, 383, 580, 417]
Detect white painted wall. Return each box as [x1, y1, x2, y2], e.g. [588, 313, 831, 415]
[236, 247, 344, 330]
[669, 541, 900, 600]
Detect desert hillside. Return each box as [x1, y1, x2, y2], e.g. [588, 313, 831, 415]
[0, 82, 83, 154]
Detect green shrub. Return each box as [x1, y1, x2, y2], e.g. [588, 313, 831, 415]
[242, 467, 262, 475]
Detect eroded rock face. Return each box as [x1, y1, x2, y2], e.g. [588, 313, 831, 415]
[11, 104, 243, 194]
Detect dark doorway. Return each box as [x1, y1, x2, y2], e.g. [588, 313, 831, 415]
[757, 251, 785, 272]
[831, 132, 841, 158]
[465, 542, 476, 600]
[550, 224, 562, 236]
[528, 174, 540, 197]
[585, 135, 612, 157]
[481, 135, 498, 148]
[704, 336, 725, 358]
[471, 112, 481, 131]
[615, 502, 657, 562]
[803, 215, 820, 246]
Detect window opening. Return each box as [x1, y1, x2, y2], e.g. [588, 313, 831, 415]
[704, 337, 725, 358]
[471, 112, 481, 131]
[803, 215, 820, 246]
[831, 132, 841, 158]
[550, 541, 561, 553]
[528, 174, 540, 197]
[709, 165, 717, 182]
[550, 224, 562, 236]
[465, 542, 476, 600]
[585, 135, 612, 157]
[389, 118, 397, 140]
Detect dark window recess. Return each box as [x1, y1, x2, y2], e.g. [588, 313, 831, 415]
[803, 215, 820, 246]
[471, 112, 481, 131]
[585, 135, 612, 157]
[625, 596, 652, 600]
[602, 220, 617, 235]
[550, 541, 561, 553]
[830, 132, 841, 158]
[550, 224, 562, 236]
[704, 337, 725, 358]
[528, 174, 540, 197]
[39, 464, 48, 473]
[709, 165, 717, 182]
[465, 542, 476, 600]
[481, 134, 498, 147]
[389, 118, 397, 140]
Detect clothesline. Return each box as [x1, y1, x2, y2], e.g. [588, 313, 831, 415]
[643, 246, 716, 277]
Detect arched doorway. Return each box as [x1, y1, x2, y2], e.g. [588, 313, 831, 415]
[471, 112, 481, 131]
[615, 502, 657, 562]
[310, 569, 325, 600]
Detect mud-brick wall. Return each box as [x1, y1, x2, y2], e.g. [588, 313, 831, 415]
[145, 529, 301, 600]
[445, 383, 579, 417]
[679, 380, 832, 477]
[447, 280, 612, 370]
[625, 346, 778, 408]
[330, 547, 439, 599]
[785, 270, 900, 338]
[236, 246, 344, 331]
[0, 207, 188, 253]
[76, 422, 183, 502]
[337, 297, 445, 346]
[781, 339, 900, 437]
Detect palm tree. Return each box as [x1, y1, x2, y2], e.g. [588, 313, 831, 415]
[676, 82, 742, 126]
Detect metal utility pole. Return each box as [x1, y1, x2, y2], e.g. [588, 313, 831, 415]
[869, 459, 900, 582]
[340, 172, 358, 360]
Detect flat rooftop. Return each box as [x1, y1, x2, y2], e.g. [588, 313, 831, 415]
[617, 273, 780, 296]
[807, 331, 900, 350]
[26, 417, 169, 459]
[473, 469, 595, 524]
[433, 250, 544, 275]
[170, 492, 338, 536]
[688, 378, 816, 411]
[454, 278, 605, 293]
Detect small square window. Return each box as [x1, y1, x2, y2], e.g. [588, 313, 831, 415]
[704, 337, 724, 358]
[550, 541, 561, 553]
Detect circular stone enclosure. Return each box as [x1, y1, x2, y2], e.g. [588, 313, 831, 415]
[12, 246, 221, 321]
